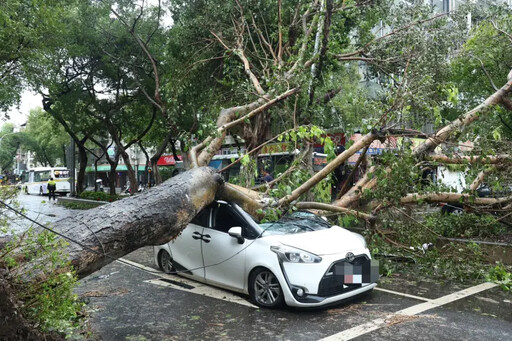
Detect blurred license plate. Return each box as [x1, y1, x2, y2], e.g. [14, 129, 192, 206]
[335, 260, 379, 285]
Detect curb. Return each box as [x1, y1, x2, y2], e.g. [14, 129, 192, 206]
[57, 197, 109, 207]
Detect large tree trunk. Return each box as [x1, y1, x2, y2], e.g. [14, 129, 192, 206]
[0, 167, 225, 341]
[54, 167, 222, 279]
[76, 142, 88, 195]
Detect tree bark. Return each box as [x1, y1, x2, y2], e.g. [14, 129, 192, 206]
[196, 98, 269, 167]
[149, 130, 174, 185]
[51, 167, 222, 279]
[400, 192, 512, 206]
[295, 202, 375, 222]
[470, 169, 492, 191]
[426, 154, 511, 164]
[334, 165, 377, 208]
[76, 138, 88, 194]
[218, 183, 264, 218]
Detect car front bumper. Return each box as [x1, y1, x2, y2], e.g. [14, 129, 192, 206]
[279, 253, 379, 307]
[281, 280, 377, 307]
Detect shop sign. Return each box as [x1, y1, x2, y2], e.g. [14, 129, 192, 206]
[260, 142, 290, 154]
[157, 155, 181, 166]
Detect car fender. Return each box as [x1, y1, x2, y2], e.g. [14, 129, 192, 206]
[242, 239, 284, 294]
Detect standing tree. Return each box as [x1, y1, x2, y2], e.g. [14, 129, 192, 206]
[19, 108, 69, 167]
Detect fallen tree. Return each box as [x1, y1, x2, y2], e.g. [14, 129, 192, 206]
[2, 1, 512, 339]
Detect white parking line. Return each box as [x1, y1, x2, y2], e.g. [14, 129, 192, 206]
[319, 282, 497, 341]
[117, 258, 162, 273]
[374, 287, 432, 302]
[118, 258, 258, 309]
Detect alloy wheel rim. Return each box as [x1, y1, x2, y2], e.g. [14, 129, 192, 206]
[161, 252, 173, 273]
[254, 271, 280, 305]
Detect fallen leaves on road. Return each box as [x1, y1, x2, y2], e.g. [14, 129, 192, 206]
[385, 314, 419, 326]
[326, 304, 363, 315]
[385, 313, 439, 327]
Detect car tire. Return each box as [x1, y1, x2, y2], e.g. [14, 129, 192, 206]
[158, 250, 176, 274]
[249, 268, 284, 308]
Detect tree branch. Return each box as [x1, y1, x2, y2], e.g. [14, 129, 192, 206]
[336, 12, 448, 60]
[279, 132, 379, 206]
[295, 202, 376, 222]
[413, 75, 512, 156]
[425, 154, 512, 164]
[401, 192, 512, 206]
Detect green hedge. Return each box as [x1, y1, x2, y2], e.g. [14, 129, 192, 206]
[79, 191, 120, 202]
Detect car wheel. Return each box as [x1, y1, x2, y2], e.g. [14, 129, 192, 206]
[158, 250, 176, 274]
[249, 268, 284, 308]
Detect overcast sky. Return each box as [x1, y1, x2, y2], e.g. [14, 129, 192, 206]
[2, 91, 42, 127]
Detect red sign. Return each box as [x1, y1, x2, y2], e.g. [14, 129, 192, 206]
[157, 155, 181, 166]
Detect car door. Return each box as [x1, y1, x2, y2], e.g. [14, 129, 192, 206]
[202, 202, 250, 291]
[168, 208, 210, 280]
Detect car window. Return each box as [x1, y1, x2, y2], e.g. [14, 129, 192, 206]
[191, 208, 210, 227]
[212, 203, 249, 234]
[259, 211, 330, 236]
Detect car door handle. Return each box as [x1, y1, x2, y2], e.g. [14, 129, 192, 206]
[202, 234, 211, 243]
[192, 232, 202, 240]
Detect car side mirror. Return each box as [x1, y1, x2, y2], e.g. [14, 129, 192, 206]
[228, 226, 244, 244]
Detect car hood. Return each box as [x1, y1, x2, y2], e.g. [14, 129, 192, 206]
[267, 226, 365, 256]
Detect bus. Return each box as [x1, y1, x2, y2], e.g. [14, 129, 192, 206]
[24, 167, 71, 196]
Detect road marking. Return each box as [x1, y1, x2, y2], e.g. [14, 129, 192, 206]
[117, 258, 162, 273]
[374, 287, 432, 302]
[118, 258, 258, 309]
[145, 278, 258, 308]
[319, 282, 497, 341]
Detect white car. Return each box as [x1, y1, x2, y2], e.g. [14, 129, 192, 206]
[154, 201, 378, 308]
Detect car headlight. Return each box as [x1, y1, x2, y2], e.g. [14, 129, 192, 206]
[352, 232, 367, 249]
[270, 245, 322, 263]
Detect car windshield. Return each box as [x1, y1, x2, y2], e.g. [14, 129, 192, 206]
[259, 211, 331, 236]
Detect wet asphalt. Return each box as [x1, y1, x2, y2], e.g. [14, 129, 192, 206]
[9, 193, 512, 340]
[75, 246, 512, 341]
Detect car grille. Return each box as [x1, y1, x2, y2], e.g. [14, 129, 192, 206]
[317, 255, 370, 297]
